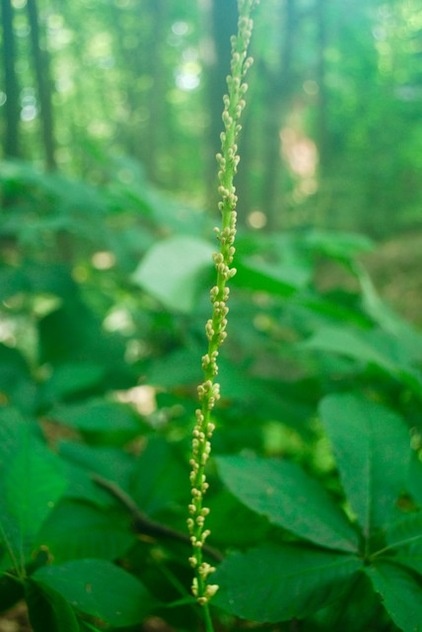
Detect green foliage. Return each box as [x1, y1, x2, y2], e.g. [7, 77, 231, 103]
[1, 157, 421, 630]
[214, 392, 422, 628]
[33, 559, 153, 627]
[213, 544, 362, 622]
[132, 235, 214, 314]
[1, 156, 422, 629]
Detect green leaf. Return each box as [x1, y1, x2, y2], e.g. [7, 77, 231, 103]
[408, 451, 422, 507]
[36, 500, 135, 563]
[383, 512, 422, 575]
[132, 235, 214, 313]
[40, 362, 106, 405]
[358, 266, 422, 360]
[312, 571, 386, 630]
[0, 412, 67, 568]
[33, 559, 152, 627]
[0, 344, 30, 395]
[216, 455, 359, 553]
[206, 490, 270, 548]
[59, 442, 135, 492]
[319, 393, 410, 536]
[304, 326, 422, 397]
[51, 400, 142, 445]
[3, 445, 67, 559]
[146, 347, 202, 388]
[0, 573, 24, 613]
[233, 258, 303, 296]
[304, 326, 395, 370]
[366, 562, 422, 632]
[25, 578, 80, 632]
[214, 543, 362, 622]
[131, 436, 190, 516]
[305, 230, 374, 261]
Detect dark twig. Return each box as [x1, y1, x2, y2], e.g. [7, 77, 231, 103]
[91, 473, 223, 562]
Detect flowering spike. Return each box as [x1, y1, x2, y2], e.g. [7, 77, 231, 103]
[187, 0, 259, 613]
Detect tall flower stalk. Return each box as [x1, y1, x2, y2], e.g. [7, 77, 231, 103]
[187, 0, 259, 627]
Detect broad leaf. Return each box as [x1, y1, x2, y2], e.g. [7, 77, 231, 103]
[33, 559, 152, 627]
[214, 543, 362, 622]
[305, 326, 422, 397]
[59, 442, 135, 491]
[319, 393, 410, 536]
[5, 445, 67, 552]
[0, 411, 67, 568]
[36, 500, 135, 563]
[131, 435, 190, 516]
[312, 571, 385, 630]
[25, 579, 80, 632]
[233, 258, 304, 296]
[408, 451, 422, 506]
[216, 455, 359, 553]
[0, 573, 24, 613]
[304, 326, 396, 371]
[305, 230, 373, 261]
[51, 399, 142, 445]
[358, 266, 422, 361]
[132, 235, 214, 313]
[40, 362, 106, 405]
[383, 511, 422, 575]
[206, 490, 270, 547]
[366, 562, 422, 632]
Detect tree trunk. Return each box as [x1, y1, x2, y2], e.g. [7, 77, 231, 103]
[1, 0, 20, 159]
[27, 0, 57, 170]
[261, 0, 297, 230]
[316, 0, 328, 170]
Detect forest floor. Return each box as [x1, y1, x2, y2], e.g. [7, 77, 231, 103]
[364, 231, 422, 327]
[317, 230, 422, 328]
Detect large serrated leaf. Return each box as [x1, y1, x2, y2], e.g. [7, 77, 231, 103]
[0, 410, 67, 569]
[5, 445, 67, 553]
[383, 512, 422, 575]
[366, 562, 422, 632]
[214, 543, 362, 622]
[216, 455, 359, 552]
[33, 559, 153, 627]
[319, 393, 410, 537]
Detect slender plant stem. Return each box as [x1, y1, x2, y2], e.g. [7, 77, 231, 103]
[186, 1, 259, 628]
[202, 602, 215, 632]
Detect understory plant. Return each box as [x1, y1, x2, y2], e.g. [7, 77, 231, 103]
[1, 1, 422, 631]
[186, 0, 258, 626]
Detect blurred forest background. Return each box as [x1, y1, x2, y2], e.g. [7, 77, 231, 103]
[1, 0, 422, 323]
[1, 2, 422, 629]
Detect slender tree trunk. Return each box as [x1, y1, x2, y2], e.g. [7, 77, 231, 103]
[316, 0, 328, 169]
[314, 0, 331, 228]
[1, 0, 20, 159]
[261, 0, 297, 230]
[26, 0, 57, 170]
[143, 0, 166, 183]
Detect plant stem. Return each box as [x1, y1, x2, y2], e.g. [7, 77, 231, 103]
[186, 0, 259, 621]
[202, 603, 215, 632]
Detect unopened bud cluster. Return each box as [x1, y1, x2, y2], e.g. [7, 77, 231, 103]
[187, 0, 259, 608]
